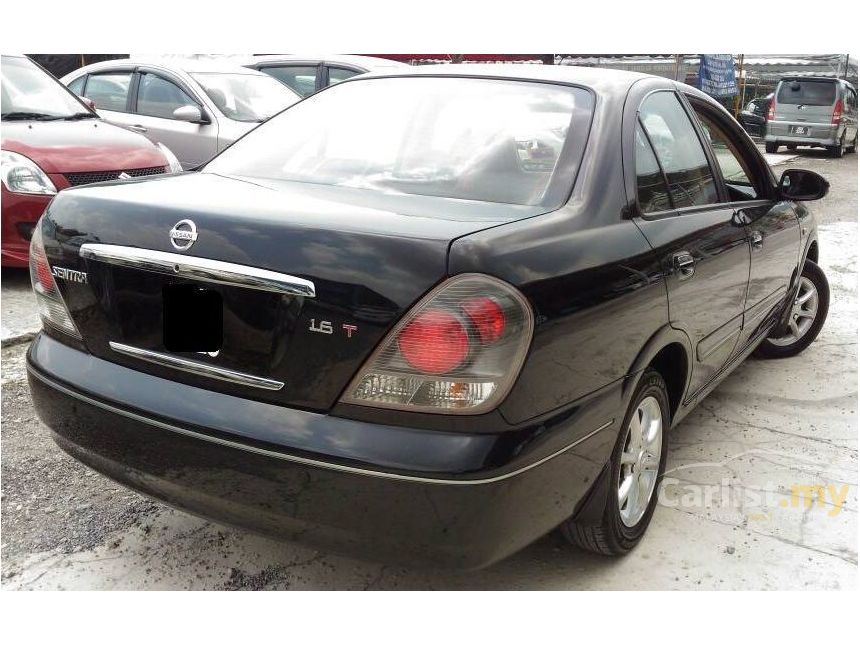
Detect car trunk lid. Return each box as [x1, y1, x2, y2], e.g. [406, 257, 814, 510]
[42, 171, 541, 411]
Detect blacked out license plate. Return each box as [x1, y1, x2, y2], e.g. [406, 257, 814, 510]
[163, 284, 223, 352]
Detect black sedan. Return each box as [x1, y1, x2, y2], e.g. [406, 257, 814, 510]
[27, 65, 830, 569]
[738, 94, 772, 137]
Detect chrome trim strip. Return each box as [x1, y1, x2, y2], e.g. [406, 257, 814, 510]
[27, 364, 612, 485]
[109, 342, 284, 391]
[79, 243, 315, 298]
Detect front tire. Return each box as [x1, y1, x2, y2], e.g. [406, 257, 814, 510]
[560, 369, 669, 555]
[756, 259, 829, 358]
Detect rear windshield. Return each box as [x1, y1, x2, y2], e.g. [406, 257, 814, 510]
[777, 80, 837, 106]
[204, 77, 591, 206]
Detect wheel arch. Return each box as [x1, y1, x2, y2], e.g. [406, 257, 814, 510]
[806, 238, 819, 265]
[623, 325, 693, 425]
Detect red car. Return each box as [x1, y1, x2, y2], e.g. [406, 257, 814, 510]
[2, 55, 182, 267]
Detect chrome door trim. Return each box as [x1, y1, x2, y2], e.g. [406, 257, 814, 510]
[79, 243, 316, 298]
[109, 342, 284, 391]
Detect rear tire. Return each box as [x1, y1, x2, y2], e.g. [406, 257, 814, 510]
[765, 141, 779, 153]
[786, 144, 797, 151]
[847, 134, 857, 154]
[829, 135, 845, 158]
[756, 259, 829, 359]
[560, 369, 669, 555]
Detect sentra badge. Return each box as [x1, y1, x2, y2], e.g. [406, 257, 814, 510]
[51, 266, 88, 284]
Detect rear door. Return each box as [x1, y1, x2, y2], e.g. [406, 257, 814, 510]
[631, 90, 751, 400]
[686, 93, 801, 354]
[774, 79, 838, 138]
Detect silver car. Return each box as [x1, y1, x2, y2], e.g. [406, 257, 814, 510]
[61, 58, 301, 169]
[240, 54, 408, 97]
[765, 76, 858, 157]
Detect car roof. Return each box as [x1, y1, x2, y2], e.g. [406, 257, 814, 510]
[64, 56, 271, 78]
[778, 75, 855, 89]
[354, 63, 656, 91]
[243, 54, 409, 71]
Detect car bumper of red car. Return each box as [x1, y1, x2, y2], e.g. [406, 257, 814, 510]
[1, 186, 53, 267]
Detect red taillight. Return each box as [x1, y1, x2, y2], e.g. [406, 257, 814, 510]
[766, 97, 775, 121]
[397, 310, 469, 374]
[832, 99, 843, 125]
[35, 253, 54, 291]
[462, 297, 506, 344]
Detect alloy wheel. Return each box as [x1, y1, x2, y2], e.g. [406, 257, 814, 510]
[617, 395, 663, 527]
[768, 277, 819, 346]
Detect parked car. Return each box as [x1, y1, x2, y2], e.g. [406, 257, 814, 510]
[27, 65, 830, 568]
[738, 94, 771, 137]
[765, 76, 858, 156]
[242, 54, 408, 96]
[61, 58, 301, 169]
[1, 54, 181, 268]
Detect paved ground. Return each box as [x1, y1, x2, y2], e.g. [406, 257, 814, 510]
[1, 150, 857, 589]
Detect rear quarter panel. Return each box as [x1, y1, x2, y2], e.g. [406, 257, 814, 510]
[449, 91, 668, 425]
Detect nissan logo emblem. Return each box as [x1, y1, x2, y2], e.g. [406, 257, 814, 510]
[169, 219, 198, 251]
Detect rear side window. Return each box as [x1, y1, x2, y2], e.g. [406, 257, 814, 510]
[328, 67, 360, 86]
[777, 80, 836, 106]
[261, 65, 318, 97]
[635, 124, 672, 213]
[84, 72, 132, 111]
[639, 92, 718, 209]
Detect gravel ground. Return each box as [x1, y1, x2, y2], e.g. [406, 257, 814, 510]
[1, 151, 856, 590]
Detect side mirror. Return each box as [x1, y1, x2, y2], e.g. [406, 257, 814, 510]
[172, 105, 207, 124]
[81, 97, 96, 110]
[778, 168, 829, 201]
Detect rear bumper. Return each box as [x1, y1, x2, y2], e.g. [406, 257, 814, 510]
[1, 187, 52, 267]
[27, 333, 618, 568]
[765, 122, 841, 147]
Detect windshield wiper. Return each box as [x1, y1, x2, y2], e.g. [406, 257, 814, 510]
[63, 112, 98, 121]
[1, 112, 62, 121]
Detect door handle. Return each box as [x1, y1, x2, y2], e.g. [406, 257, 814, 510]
[128, 124, 148, 133]
[750, 231, 764, 250]
[672, 252, 695, 280]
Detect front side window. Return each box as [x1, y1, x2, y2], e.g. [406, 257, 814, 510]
[137, 73, 198, 119]
[635, 123, 672, 213]
[67, 75, 86, 96]
[639, 92, 718, 209]
[190, 72, 299, 122]
[84, 72, 132, 112]
[777, 80, 836, 106]
[693, 107, 762, 201]
[205, 77, 590, 207]
[260, 65, 319, 97]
